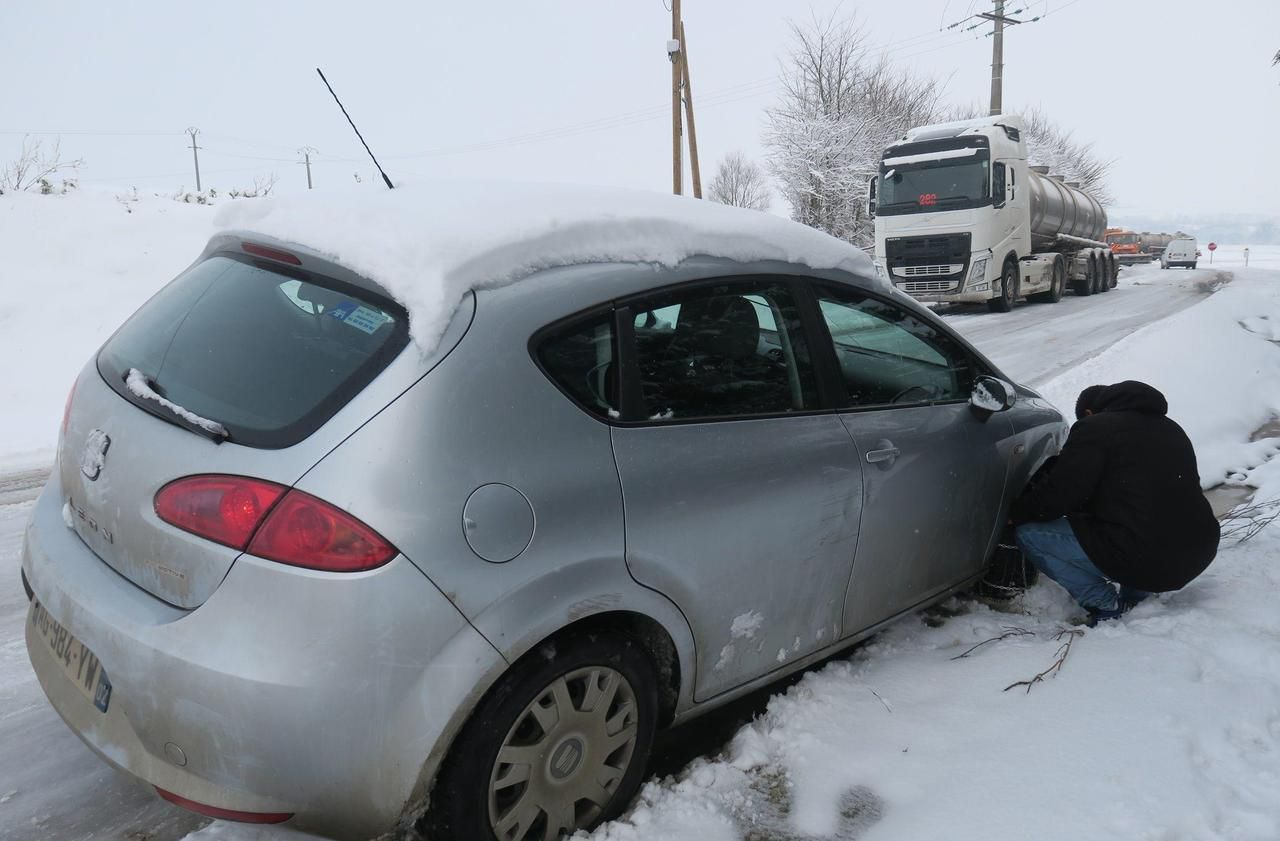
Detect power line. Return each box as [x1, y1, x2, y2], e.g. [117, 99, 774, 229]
[6, 13, 986, 183]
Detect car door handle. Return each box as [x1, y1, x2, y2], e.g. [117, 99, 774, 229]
[866, 445, 900, 465]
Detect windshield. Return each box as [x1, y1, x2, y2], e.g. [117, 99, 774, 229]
[878, 153, 990, 215]
[1107, 233, 1139, 245]
[98, 254, 408, 448]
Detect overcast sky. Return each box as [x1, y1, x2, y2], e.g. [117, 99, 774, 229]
[4, 1, 1278, 218]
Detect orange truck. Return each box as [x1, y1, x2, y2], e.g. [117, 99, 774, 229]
[1105, 228, 1147, 265]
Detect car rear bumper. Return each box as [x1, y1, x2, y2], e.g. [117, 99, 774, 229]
[21, 470, 505, 840]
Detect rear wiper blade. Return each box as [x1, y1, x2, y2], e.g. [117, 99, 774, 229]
[124, 369, 230, 444]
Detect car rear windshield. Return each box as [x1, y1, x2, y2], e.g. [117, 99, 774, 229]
[98, 253, 409, 448]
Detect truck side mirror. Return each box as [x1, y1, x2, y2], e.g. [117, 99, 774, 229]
[867, 177, 877, 219]
[1008, 167, 1016, 201]
[992, 163, 1006, 209]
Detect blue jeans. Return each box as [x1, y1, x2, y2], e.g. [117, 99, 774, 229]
[1015, 518, 1149, 611]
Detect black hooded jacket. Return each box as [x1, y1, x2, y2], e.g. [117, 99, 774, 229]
[1011, 381, 1220, 592]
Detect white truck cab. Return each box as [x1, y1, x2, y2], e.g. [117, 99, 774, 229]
[870, 116, 1113, 312]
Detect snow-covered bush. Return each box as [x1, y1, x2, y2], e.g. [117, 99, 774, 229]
[170, 174, 277, 205]
[0, 136, 84, 195]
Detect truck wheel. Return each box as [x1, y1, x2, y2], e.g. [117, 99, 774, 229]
[1091, 253, 1105, 294]
[1074, 258, 1094, 296]
[421, 634, 659, 841]
[987, 261, 1018, 313]
[1030, 259, 1064, 304]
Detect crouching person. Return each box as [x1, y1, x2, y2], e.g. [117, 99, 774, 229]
[1011, 381, 1220, 625]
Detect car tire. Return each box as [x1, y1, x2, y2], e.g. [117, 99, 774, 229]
[421, 633, 659, 841]
[987, 261, 1018, 313]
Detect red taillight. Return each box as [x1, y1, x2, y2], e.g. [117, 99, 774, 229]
[241, 241, 302, 265]
[62, 379, 78, 435]
[154, 475, 287, 549]
[248, 489, 397, 572]
[155, 786, 292, 824]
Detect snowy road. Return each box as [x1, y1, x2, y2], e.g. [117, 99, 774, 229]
[944, 262, 1225, 387]
[0, 264, 1232, 840]
[0, 491, 208, 841]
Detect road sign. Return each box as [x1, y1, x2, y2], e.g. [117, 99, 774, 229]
[1208, 242, 1217, 251]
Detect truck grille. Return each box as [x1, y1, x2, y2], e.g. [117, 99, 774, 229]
[885, 233, 971, 267]
[898, 279, 960, 294]
[893, 264, 964, 278]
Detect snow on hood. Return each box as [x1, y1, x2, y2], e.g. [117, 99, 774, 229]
[214, 181, 875, 353]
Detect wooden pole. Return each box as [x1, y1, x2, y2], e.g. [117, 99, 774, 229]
[671, 0, 683, 195]
[679, 21, 702, 199]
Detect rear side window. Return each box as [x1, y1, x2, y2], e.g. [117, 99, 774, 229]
[628, 281, 817, 421]
[536, 314, 618, 419]
[98, 254, 408, 448]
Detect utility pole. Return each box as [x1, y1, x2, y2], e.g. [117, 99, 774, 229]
[186, 127, 202, 192]
[679, 21, 702, 199]
[669, 0, 683, 195]
[977, 0, 1026, 115]
[989, 0, 1004, 115]
[298, 146, 317, 189]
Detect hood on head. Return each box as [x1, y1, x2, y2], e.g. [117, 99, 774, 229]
[1094, 380, 1168, 415]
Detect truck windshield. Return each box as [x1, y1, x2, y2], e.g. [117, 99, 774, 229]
[878, 154, 990, 215]
[1107, 234, 1139, 245]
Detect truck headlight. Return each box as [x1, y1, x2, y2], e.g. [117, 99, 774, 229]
[966, 257, 989, 291]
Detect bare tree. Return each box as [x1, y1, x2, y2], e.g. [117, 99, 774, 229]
[0, 136, 84, 195]
[764, 14, 945, 247]
[707, 151, 771, 211]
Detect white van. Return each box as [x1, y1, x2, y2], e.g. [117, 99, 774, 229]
[1161, 237, 1198, 269]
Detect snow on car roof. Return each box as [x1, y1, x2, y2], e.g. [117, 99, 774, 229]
[214, 180, 875, 353]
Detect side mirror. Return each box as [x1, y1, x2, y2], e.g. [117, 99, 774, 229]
[970, 375, 1016, 415]
[867, 176, 877, 219]
[992, 162, 1006, 209]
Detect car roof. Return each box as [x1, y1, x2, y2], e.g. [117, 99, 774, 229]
[214, 181, 877, 355]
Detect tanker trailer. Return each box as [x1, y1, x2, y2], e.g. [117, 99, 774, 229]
[869, 115, 1116, 312]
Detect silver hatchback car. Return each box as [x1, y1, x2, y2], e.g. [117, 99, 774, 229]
[23, 186, 1064, 840]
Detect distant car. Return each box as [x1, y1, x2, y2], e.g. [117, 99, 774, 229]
[1161, 237, 1198, 269]
[23, 186, 1065, 841]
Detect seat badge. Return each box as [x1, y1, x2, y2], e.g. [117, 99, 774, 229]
[81, 429, 111, 481]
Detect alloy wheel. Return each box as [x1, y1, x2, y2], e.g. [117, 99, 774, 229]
[488, 666, 640, 841]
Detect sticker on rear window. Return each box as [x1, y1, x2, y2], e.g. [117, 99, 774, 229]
[325, 301, 390, 334]
[342, 306, 391, 335]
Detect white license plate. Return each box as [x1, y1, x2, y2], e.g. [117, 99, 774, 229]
[29, 599, 112, 713]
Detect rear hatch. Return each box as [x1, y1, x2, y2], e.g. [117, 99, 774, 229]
[59, 245, 410, 608]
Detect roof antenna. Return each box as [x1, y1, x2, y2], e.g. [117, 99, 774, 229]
[316, 67, 394, 189]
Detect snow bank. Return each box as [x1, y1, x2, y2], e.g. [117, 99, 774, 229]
[213, 180, 876, 354]
[1039, 269, 1280, 489]
[588, 524, 1280, 841]
[0, 190, 214, 468]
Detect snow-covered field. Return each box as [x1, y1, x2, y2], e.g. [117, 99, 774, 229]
[2, 191, 1280, 841]
[0, 191, 214, 470]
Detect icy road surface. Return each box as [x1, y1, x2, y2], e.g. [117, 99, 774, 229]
[0, 263, 1237, 840]
[944, 261, 1227, 387]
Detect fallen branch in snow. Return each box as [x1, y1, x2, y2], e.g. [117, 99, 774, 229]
[950, 627, 1034, 661]
[1003, 629, 1084, 695]
[1220, 497, 1280, 545]
[868, 688, 893, 713]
